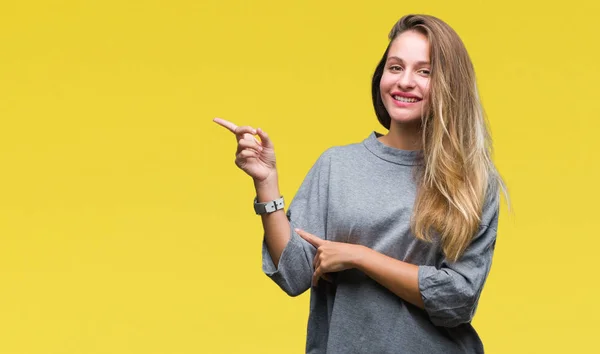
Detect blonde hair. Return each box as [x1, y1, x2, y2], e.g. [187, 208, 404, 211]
[372, 14, 507, 262]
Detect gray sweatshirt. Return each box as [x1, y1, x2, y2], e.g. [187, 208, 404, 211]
[262, 131, 499, 354]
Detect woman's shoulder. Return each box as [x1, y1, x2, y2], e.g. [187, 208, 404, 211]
[481, 174, 504, 230]
[317, 133, 373, 160]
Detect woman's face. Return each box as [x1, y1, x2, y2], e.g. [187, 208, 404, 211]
[379, 30, 431, 125]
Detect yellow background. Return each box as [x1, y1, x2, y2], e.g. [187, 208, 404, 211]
[1, 0, 598, 353]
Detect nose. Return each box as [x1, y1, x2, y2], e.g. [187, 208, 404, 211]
[397, 71, 416, 89]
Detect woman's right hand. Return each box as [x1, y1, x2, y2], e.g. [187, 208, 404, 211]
[213, 117, 277, 182]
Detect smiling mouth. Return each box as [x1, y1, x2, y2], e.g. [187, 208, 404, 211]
[393, 95, 421, 103]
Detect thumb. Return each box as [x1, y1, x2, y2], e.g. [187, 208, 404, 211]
[256, 128, 274, 149]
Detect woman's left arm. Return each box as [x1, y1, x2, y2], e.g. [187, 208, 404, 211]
[296, 228, 424, 308]
[297, 218, 498, 327]
[354, 246, 425, 308]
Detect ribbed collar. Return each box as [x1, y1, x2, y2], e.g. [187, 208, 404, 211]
[362, 131, 423, 166]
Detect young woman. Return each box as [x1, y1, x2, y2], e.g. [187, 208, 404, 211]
[214, 14, 506, 354]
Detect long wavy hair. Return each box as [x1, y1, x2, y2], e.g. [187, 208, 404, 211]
[372, 14, 506, 262]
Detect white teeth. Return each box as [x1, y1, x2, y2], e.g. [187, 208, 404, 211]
[393, 95, 419, 103]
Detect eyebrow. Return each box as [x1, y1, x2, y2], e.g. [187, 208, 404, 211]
[386, 56, 430, 66]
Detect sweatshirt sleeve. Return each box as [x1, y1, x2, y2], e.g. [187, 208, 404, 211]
[262, 149, 332, 297]
[418, 191, 500, 328]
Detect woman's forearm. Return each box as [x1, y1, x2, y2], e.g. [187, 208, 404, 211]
[353, 246, 425, 309]
[254, 173, 291, 267]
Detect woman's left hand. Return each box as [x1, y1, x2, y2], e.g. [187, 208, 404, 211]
[295, 228, 364, 287]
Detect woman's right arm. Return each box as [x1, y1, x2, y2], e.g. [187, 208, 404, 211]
[213, 118, 290, 267]
[254, 174, 290, 267]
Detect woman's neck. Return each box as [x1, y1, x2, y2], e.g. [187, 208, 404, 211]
[378, 121, 423, 151]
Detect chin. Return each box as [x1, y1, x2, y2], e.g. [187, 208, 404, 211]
[383, 102, 427, 126]
[387, 113, 423, 126]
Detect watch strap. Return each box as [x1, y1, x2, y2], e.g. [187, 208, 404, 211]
[254, 196, 285, 215]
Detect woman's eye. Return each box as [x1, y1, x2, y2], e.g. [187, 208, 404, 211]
[389, 65, 402, 71]
[419, 69, 431, 75]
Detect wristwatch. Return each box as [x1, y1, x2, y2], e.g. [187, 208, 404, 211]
[254, 196, 285, 215]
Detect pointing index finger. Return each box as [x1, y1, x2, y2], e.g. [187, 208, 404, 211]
[296, 228, 324, 248]
[213, 117, 238, 133]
